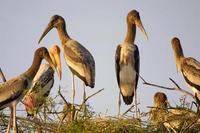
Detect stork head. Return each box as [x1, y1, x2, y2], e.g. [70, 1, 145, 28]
[36, 47, 57, 75]
[127, 10, 148, 40]
[38, 15, 65, 44]
[49, 45, 62, 80]
[154, 92, 168, 108]
[171, 37, 184, 72]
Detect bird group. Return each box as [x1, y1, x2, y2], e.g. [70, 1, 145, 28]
[0, 9, 200, 133]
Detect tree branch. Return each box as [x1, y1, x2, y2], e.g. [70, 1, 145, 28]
[139, 74, 196, 101]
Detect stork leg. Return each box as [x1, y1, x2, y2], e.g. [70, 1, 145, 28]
[12, 102, 18, 133]
[82, 82, 86, 116]
[71, 73, 75, 121]
[71, 73, 75, 106]
[6, 107, 13, 133]
[134, 87, 138, 118]
[118, 92, 121, 117]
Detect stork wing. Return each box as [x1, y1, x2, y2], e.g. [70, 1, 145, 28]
[182, 57, 200, 91]
[134, 45, 140, 89]
[115, 45, 121, 87]
[63, 40, 95, 86]
[0, 76, 28, 109]
[28, 65, 54, 95]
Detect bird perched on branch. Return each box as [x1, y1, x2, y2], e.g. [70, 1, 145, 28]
[38, 15, 95, 109]
[0, 47, 57, 133]
[171, 37, 200, 104]
[23, 45, 62, 117]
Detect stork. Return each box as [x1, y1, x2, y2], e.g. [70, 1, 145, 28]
[23, 45, 62, 117]
[153, 92, 168, 108]
[0, 47, 57, 133]
[38, 15, 95, 108]
[149, 92, 168, 123]
[115, 10, 148, 117]
[0, 68, 14, 133]
[171, 37, 200, 106]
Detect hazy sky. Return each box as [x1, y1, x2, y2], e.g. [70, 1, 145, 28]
[0, 0, 200, 116]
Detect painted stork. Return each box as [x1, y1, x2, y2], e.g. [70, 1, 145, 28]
[0, 47, 57, 133]
[0, 68, 14, 133]
[115, 10, 148, 116]
[23, 45, 62, 117]
[153, 92, 168, 108]
[171, 37, 200, 102]
[149, 92, 168, 125]
[150, 92, 200, 131]
[38, 15, 95, 107]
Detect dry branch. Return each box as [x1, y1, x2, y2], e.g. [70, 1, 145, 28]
[78, 88, 104, 112]
[0, 67, 6, 82]
[139, 75, 196, 100]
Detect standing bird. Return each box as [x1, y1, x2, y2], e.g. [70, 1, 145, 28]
[23, 45, 62, 117]
[0, 47, 57, 133]
[0, 68, 13, 133]
[115, 10, 148, 116]
[171, 37, 200, 103]
[38, 15, 95, 107]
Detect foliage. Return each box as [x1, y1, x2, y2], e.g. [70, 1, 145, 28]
[0, 88, 200, 133]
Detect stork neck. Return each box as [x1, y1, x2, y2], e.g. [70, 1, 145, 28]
[24, 53, 42, 80]
[57, 24, 70, 44]
[124, 22, 136, 44]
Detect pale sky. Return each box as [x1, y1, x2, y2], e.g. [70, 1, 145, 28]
[0, 0, 200, 116]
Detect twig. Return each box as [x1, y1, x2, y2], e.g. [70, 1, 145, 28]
[0, 67, 6, 82]
[139, 75, 174, 90]
[58, 86, 70, 106]
[169, 78, 195, 100]
[3, 115, 53, 132]
[78, 88, 104, 112]
[57, 86, 76, 128]
[139, 75, 196, 100]
[122, 104, 135, 116]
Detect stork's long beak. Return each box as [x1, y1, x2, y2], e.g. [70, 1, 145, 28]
[49, 45, 62, 80]
[135, 19, 148, 40]
[44, 54, 58, 75]
[53, 52, 62, 80]
[38, 22, 54, 44]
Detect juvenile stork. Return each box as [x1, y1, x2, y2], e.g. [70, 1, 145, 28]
[115, 10, 148, 116]
[149, 92, 168, 125]
[171, 37, 200, 103]
[0, 47, 57, 133]
[153, 92, 168, 108]
[38, 15, 95, 106]
[23, 45, 62, 117]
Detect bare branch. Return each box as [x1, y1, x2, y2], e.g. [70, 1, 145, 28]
[122, 104, 135, 116]
[169, 78, 196, 100]
[0, 67, 6, 82]
[58, 86, 70, 106]
[139, 75, 196, 101]
[79, 88, 104, 112]
[140, 75, 174, 90]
